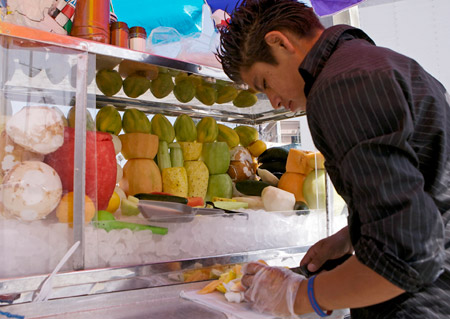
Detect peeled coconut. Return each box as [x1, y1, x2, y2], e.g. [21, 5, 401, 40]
[6, 106, 64, 154]
[0, 161, 62, 221]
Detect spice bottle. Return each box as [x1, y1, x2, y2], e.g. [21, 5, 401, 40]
[129, 26, 147, 51]
[110, 22, 129, 48]
[70, 0, 110, 43]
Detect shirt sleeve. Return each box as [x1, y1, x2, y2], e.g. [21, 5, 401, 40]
[307, 69, 446, 292]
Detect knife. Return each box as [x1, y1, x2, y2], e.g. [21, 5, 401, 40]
[290, 254, 353, 278]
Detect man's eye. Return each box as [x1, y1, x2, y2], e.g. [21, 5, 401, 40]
[263, 79, 267, 90]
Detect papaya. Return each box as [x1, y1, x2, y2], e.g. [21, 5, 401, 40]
[216, 85, 238, 104]
[67, 105, 96, 131]
[217, 124, 240, 149]
[95, 69, 122, 97]
[233, 90, 258, 108]
[174, 72, 189, 84]
[150, 73, 174, 99]
[174, 114, 197, 142]
[123, 74, 150, 98]
[150, 113, 175, 143]
[202, 142, 230, 175]
[205, 173, 233, 201]
[119, 133, 159, 159]
[118, 60, 159, 80]
[173, 78, 196, 103]
[195, 84, 217, 106]
[197, 117, 218, 143]
[122, 108, 151, 134]
[95, 105, 122, 135]
[234, 125, 258, 147]
[184, 160, 209, 199]
[179, 141, 203, 161]
[278, 172, 306, 202]
[119, 158, 162, 196]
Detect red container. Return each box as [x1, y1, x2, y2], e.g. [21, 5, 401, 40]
[70, 0, 111, 43]
[110, 21, 129, 48]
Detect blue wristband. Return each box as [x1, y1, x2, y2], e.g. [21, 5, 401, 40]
[307, 275, 332, 317]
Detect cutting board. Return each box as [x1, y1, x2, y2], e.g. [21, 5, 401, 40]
[180, 289, 349, 319]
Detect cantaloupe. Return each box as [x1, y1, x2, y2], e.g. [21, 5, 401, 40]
[119, 158, 162, 196]
[277, 172, 306, 202]
[119, 133, 159, 159]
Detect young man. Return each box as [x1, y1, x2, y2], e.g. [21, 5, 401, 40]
[217, 0, 450, 318]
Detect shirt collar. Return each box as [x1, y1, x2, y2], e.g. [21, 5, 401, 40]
[300, 24, 376, 96]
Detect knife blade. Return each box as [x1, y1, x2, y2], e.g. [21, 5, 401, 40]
[290, 254, 353, 278]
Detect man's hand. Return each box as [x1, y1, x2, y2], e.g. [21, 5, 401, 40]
[301, 226, 353, 272]
[241, 262, 306, 317]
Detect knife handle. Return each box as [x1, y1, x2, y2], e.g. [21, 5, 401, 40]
[291, 253, 353, 278]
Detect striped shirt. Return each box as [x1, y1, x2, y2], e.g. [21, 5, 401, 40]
[302, 25, 450, 318]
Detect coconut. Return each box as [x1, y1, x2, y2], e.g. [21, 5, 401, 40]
[6, 106, 64, 155]
[0, 161, 62, 221]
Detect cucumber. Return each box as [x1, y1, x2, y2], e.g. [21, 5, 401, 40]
[169, 142, 184, 167]
[157, 140, 171, 172]
[235, 180, 271, 196]
[258, 161, 286, 173]
[258, 147, 289, 163]
[134, 193, 188, 204]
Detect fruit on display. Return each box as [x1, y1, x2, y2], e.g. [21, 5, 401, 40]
[228, 160, 255, 182]
[205, 173, 233, 201]
[202, 142, 231, 175]
[150, 73, 174, 99]
[118, 60, 159, 81]
[258, 147, 289, 163]
[303, 169, 326, 210]
[212, 201, 248, 210]
[157, 140, 171, 172]
[44, 127, 117, 210]
[122, 108, 151, 134]
[233, 90, 258, 108]
[120, 195, 141, 216]
[232, 196, 264, 210]
[118, 133, 158, 160]
[162, 167, 188, 197]
[1, 161, 62, 221]
[174, 114, 197, 142]
[216, 85, 238, 104]
[196, 117, 218, 143]
[178, 141, 203, 161]
[0, 130, 44, 178]
[95, 69, 122, 97]
[6, 106, 65, 155]
[119, 158, 162, 196]
[258, 161, 286, 174]
[169, 142, 184, 167]
[195, 84, 217, 106]
[233, 125, 258, 147]
[151, 114, 175, 143]
[173, 78, 196, 103]
[94, 210, 168, 235]
[247, 140, 267, 158]
[122, 74, 150, 98]
[110, 134, 122, 154]
[67, 106, 96, 131]
[184, 160, 209, 199]
[217, 124, 240, 149]
[230, 146, 253, 163]
[56, 192, 96, 225]
[285, 149, 314, 175]
[277, 172, 306, 202]
[256, 168, 279, 186]
[95, 105, 122, 135]
[306, 152, 325, 170]
[116, 163, 123, 183]
[261, 186, 296, 211]
[106, 190, 121, 214]
[235, 180, 271, 196]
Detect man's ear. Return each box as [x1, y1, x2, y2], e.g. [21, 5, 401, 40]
[264, 31, 296, 54]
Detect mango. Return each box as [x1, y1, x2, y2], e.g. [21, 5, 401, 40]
[150, 73, 174, 99]
[151, 113, 175, 143]
[174, 114, 197, 142]
[216, 85, 238, 104]
[217, 124, 240, 149]
[122, 108, 151, 134]
[197, 117, 218, 143]
[195, 84, 217, 106]
[95, 69, 122, 97]
[123, 74, 150, 98]
[233, 90, 258, 108]
[95, 105, 122, 135]
[234, 125, 258, 147]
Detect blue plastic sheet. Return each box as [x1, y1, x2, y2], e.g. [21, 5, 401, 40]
[310, 0, 364, 16]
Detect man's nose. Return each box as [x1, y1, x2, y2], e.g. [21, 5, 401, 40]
[267, 91, 282, 109]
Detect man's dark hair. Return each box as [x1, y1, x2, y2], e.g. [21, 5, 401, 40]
[217, 0, 324, 83]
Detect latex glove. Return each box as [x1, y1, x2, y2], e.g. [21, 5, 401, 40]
[241, 262, 305, 318]
[301, 226, 354, 273]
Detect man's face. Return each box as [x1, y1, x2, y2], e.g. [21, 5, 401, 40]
[240, 58, 307, 112]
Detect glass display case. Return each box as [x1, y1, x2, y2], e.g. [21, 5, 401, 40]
[0, 21, 346, 308]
